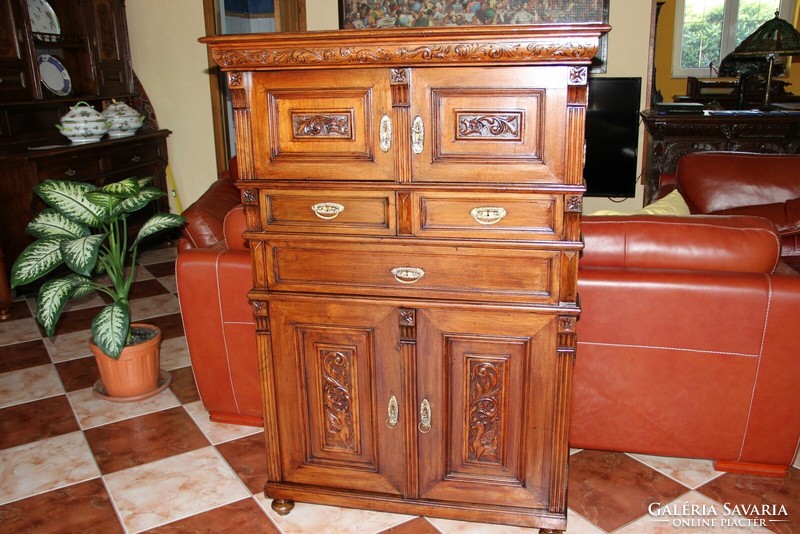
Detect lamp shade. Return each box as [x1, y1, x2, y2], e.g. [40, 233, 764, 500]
[731, 12, 800, 57]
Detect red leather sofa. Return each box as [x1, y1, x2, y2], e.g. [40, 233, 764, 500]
[176, 153, 800, 476]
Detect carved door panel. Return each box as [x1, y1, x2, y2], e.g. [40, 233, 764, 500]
[410, 66, 570, 184]
[416, 306, 558, 509]
[0, 0, 33, 100]
[269, 297, 407, 496]
[87, 0, 133, 96]
[250, 68, 395, 181]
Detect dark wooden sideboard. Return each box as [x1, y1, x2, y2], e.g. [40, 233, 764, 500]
[640, 110, 800, 203]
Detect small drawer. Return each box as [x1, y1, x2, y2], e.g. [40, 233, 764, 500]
[264, 238, 559, 304]
[106, 146, 162, 169]
[412, 192, 562, 240]
[260, 190, 396, 236]
[35, 155, 103, 181]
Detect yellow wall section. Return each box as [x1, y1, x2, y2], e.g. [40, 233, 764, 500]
[655, 0, 800, 103]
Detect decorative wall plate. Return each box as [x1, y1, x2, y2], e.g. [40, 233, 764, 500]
[38, 54, 71, 96]
[27, 0, 60, 34]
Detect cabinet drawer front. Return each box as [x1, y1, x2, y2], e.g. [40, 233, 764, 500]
[413, 192, 562, 240]
[35, 156, 103, 181]
[266, 240, 559, 304]
[261, 190, 396, 235]
[107, 145, 163, 169]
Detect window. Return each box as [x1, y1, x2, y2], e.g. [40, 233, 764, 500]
[672, 0, 797, 77]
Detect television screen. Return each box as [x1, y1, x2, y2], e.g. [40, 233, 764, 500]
[584, 77, 642, 198]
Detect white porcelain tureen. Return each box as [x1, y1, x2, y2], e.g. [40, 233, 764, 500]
[56, 101, 110, 144]
[102, 100, 144, 138]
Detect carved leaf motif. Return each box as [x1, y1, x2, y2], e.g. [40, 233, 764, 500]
[458, 115, 520, 138]
[321, 350, 355, 451]
[467, 361, 503, 464]
[293, 114, 351, 138]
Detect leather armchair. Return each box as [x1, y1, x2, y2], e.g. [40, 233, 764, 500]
[657, 151, 800, 268]
[176, 159, 800, 475]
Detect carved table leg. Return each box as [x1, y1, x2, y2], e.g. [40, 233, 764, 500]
[539, 529, 563, 534]
[271, 499, 295, 515]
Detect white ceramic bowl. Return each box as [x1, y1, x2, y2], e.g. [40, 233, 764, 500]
[57, 101, 110, 144]
[102, 100, 144, 138]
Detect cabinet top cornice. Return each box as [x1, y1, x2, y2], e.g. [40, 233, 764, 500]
[200, 24, 610, 70]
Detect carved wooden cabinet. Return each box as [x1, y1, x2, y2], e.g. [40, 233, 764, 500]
[203, 24, 607, 532]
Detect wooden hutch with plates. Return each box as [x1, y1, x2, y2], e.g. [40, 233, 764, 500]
[202, 23, 607, 532]
[0, 0, 171, 290]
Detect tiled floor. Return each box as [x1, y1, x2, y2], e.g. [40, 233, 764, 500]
[1, 245, 798, 533]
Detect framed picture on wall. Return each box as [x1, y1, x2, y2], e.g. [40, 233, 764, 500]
[338, 0, 609, 70]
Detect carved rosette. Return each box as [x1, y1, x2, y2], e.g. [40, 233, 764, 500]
[565, 195, 583, 213]
[467, 360, 505, 464]
[251, 300, 270, 333]
[320, 349, 356, 451]
[240, 188, 257, 205]
[399, 308, 416, 344]
[568, 66, 588, 86]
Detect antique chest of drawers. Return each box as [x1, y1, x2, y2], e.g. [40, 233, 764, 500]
[202, 24, 607, 532]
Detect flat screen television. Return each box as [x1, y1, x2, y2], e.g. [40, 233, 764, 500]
[583, 77, 642, 198]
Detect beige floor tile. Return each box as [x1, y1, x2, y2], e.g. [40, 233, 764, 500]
[104, 446, 248, 532]
[44, 330, 94, 362]
[0, 364, 65, 409]
[0, 317, 42, 346]
[159, 336, 190, 370]
[130, 293, 180, 322]
[0, 431, 99, 505]
[183, 401, 261, 445]
[429, 517, 549, 533]
[255, 494, 415, 534]
[67, 386, 181, 429]
[157, 275, 177, 293]
[630, 453, 724, 489]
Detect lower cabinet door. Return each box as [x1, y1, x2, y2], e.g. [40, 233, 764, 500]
[268, 297, 407, 496]
[415, 306, 559, 509]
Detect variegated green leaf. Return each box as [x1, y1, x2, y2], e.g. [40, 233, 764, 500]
[91, 301, 130, 359]
[10, 238, 64, 288]
[36, 277, 87, 336]
[64, 274, 95, 299]
[85, 191, 122, 213]
[35, 180, 104, 227]
[61, 234, 106, 276]
[137, 176, 154, 188]
[102, 178, 140, 197]
[133, 213, 185, 245]
[112, 187, 165, 216]
[26, 209, 89, 240]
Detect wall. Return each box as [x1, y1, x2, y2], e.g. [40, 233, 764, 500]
[655, 0, 800, 104]
[125, 0, 655, 212]
[126, 0, 218, 212]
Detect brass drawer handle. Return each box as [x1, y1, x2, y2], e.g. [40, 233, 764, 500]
[131, 155, 141, 163]
[64, 168, 77, 177]
[311, 202, 345, 220]
[411, 115, 424, 154]
[390, 266, 425, 284]
[379, 115, 392, 152]
[470, 206, 507, 225]
[418, 399, 431, 433]
[386, 395, 399, 429]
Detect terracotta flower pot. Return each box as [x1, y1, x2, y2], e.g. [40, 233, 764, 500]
[91, 323, 169, 401]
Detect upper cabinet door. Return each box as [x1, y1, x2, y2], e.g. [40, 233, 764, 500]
[251, 68, 395, 181]
[411, 66, 570, 184]
[87, 0, 133, 96]
[0, 0, 33, 100]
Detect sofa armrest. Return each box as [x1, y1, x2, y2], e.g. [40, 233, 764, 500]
[710, 198, 800, 237]
[581, 215, 781, 274]
[180, 177, 241, 250]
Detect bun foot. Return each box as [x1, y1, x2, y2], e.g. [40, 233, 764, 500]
[271, 499, 295, 515]
[539, 530, 562, 534]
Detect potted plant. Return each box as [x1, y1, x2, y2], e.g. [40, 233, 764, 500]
[10, 177, 184, 400]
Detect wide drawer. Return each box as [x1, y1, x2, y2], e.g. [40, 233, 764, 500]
[264, 238, 560, 304]
[412, 191, 563, 240]
[106, 145, 164, 170]
[260, 189, 396, 235]
[35, 155, 103, 181]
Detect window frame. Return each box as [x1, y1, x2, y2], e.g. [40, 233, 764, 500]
[672, 0, 797, 78]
